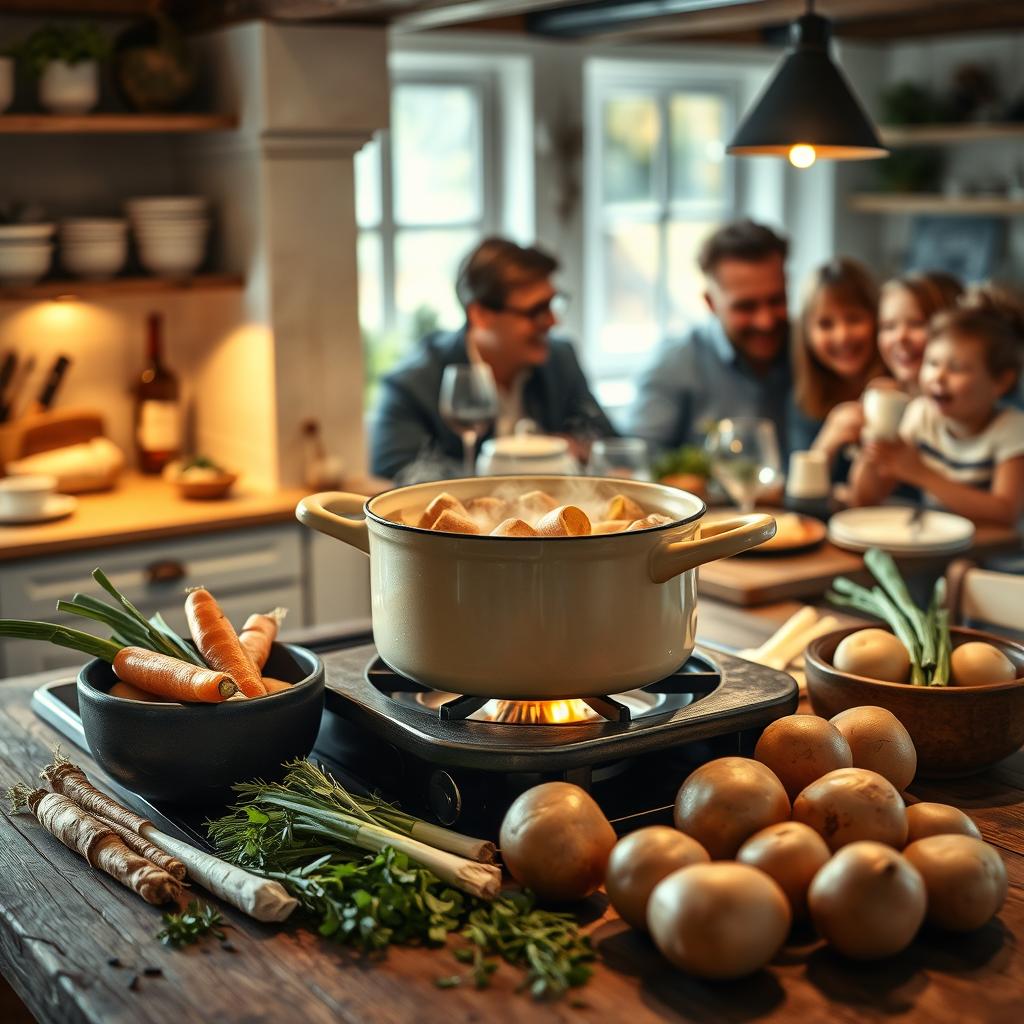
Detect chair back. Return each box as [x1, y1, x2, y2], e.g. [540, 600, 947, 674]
[946, 559, 1024, 641]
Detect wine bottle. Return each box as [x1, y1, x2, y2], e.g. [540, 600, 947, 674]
[135, 312, 180, 474]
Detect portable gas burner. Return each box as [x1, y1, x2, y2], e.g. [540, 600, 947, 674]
[316, 641, 798, 838]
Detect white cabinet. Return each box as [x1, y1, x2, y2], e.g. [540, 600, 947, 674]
[0, 525, 307, 677]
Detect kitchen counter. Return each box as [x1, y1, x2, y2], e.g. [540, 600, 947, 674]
[0, 474, 313, 562]
[1, 602, 1022, 1024]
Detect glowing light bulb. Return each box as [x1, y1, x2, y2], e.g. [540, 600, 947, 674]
[789, 144, 817, 168]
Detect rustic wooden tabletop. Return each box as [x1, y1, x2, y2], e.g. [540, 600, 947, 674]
[1, 600, 1022, 1024]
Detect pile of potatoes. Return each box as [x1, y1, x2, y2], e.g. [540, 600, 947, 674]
[498, 704, 1008, 980]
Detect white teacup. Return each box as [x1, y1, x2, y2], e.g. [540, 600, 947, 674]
[786, 450, 830, 500]
[0, 475, 57, 519]
[863, 388, 910, 441]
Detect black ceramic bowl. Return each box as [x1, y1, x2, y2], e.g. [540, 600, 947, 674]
[78, 642, 325, 806]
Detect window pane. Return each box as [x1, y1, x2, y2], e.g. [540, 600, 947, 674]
[599, 221, 659, 355]
[602, 94, 659, 204]
[354, 135, 382, 228]
[669, 93, 727, 201]
[393, 84, 482, 225]
[395, 228, 476, 335]
[357, 230, 384, 334]
[665, 219, 718, 334]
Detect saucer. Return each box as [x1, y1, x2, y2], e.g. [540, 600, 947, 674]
[827, 506, 974, 554]
[0, 494, 78, 526]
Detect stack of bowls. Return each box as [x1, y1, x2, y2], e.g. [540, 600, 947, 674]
[60, 219, 128, 280]
[126, 196, 209, 279]
[0, 223, 55, 286]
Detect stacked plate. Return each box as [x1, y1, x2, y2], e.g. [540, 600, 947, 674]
[827, 506, 975, 555]
[0, 223, 54, 286]
[126, 196, 209, 279]
[60, 218, 128, 280]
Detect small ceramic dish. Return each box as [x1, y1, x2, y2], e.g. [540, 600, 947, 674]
[176, 472, 237, 501]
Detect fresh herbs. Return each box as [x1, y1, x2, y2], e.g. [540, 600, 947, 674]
[15, 24, 110, 77]
[156, 901, 226, 947]
[828, 547, 951, 685]
[652, 444, 711, 481]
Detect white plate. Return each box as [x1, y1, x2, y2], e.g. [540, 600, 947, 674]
[0, 494, 77, 526]
[828, 506, 974, 554]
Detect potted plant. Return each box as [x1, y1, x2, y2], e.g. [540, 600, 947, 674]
[17, 24, 110, 115]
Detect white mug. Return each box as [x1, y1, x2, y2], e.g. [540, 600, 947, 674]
[862, 388, 910, 441]
[0, 474, 57, 518]
[786, 450, 830, 500]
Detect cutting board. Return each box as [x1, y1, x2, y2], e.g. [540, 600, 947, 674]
[0, 408, 105, 466]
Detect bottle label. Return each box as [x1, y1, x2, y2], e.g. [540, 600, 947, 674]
[138, 400, 180, 453]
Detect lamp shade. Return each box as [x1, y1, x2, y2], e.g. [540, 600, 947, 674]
[727, 13, 887, 160]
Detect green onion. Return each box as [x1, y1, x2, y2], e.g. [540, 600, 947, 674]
[149, 611, 206, 667]
[57, 599, 152, 649]
[0, 620, 122, 662]
[865, 549, 934, 671]
[90, 568, 190, 662]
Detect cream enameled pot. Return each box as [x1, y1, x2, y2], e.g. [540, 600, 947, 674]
[297, 476, 775, 699]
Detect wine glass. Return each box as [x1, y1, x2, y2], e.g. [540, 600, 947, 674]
[439, 364, 499, 477]
[705, 417, 781, 514]
[588, 438, 652, 481]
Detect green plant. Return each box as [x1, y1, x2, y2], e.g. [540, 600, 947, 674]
[16, 24, 110, 78]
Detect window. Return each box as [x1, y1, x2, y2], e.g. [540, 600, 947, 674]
[356, 53, 532, 395]
[584, 62, 738, 382]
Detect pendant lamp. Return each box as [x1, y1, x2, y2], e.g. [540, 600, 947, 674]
[727, 0, 887, 168]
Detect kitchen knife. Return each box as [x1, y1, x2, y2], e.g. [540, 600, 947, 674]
[36, 353, 71, 411]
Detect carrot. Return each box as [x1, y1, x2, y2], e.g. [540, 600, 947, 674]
[9, 785, 181, 905]
[112, 647, 236, 702]
[109, 681, 175, 703]
[186, 589, 267, 697]
[261, 677, 293, 695]
[238, 608, 286, 671]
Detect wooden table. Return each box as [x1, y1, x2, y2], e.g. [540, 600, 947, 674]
[1, 601, 1022, 1024]
[698, 524, 1021, 606]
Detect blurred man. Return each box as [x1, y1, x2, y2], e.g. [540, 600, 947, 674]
[370, 237, 614, 481]
[629, 219, 791, 453]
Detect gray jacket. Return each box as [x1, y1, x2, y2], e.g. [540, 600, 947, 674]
[369, 327, 615, 480]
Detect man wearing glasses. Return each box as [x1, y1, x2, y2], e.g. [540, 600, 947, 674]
[370, 236, 614, 481]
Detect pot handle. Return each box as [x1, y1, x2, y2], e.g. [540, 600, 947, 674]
[295, 492, 371, 555]
[649, 513, 776, 584]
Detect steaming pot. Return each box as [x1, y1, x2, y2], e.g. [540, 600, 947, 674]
[297, 476, 775, 699]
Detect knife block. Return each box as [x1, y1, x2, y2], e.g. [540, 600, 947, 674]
[0, 407, 108, 478]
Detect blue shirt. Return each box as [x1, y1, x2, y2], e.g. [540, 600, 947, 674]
[628, 318, 792, 455]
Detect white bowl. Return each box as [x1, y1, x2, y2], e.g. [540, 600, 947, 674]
[0, 474, 57, 517]
[126, 196, 207, 219]
[0, 243, 53, 285]
[138, 239, 205, 278]
[133, 220, 209, 239]
[61, 218, 128, 238]
[0, 223, 56, 242]
[62, 238, 127, 280]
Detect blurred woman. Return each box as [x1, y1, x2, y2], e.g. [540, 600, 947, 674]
[876, 272, 963, 393]
[789, 258, 886, 474]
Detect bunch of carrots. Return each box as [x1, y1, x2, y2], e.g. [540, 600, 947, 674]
[0, 568, 288, 705]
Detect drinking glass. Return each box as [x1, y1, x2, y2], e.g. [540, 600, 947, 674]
[705, 417, 782, 514]
[588, 437, 652, 481]
[439, 364, 499, 477]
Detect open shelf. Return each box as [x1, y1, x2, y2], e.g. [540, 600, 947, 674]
[879, 122, 1024, 146]
[849, 193, 1024, 216]
[0, 274, 244, 301]
[0, 113, 238, 134]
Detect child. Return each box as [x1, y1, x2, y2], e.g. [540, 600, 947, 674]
[788, 258, 885, 474]
[851, 286, 1024, 526]
[876, 272, 963, 393]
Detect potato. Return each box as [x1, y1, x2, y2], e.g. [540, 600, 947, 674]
[673, 757, 790, 860]
[647, 863, 791, 979]
[905, 802, 981, 844]
[499, 782, 615, 902]
[903, 834, 1008, 931]
[829, 705, 917, 792]
[737, 821, 831, 919]
[833, 628, 910, 683]
[808, 841, 926, 959]
[754, 715, 853, 801]
[605, 827, 710, 931]
[950, 642, 1017, 687]
[792, 767, 907, 851]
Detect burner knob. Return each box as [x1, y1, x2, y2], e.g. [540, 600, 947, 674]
[428, 770, 462, 826]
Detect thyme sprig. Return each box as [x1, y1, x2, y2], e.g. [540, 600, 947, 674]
[156, 901, 226, 947]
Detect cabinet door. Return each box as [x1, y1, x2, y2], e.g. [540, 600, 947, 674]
[0, 526, 306, 678]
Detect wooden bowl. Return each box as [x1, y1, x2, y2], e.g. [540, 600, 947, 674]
[805, 626, 1024, 778]
[176, 471, 237, 500]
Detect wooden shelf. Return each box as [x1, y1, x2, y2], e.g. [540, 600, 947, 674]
[0, 274, 244, 301]
[849, 193, 1024, 216]
[879, 122, 1024, 146]
[0, 113, 238, 134]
